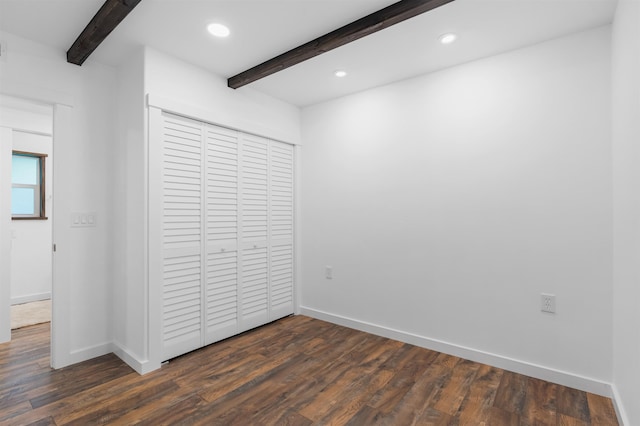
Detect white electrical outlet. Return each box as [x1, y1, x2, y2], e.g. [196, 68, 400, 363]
[541, 293, 556, 313]
[325, 266, 333, 280]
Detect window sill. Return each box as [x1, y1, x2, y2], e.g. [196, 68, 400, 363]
[12, 217, 48, 221]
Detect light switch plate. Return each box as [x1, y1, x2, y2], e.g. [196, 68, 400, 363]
[71, 212, 97, 227]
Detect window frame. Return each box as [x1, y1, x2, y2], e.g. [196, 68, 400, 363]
[11, 150, 48, 220]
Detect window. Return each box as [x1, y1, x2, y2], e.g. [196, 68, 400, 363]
[11, 151, 47, 220]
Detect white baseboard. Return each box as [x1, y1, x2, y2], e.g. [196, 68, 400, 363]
[111, 342, 160, 375]
[62, 341, 113, 368]
[300, 307, 614, 398]
[11, 292, 51, 305]
[53, 341, 160, 375]
[610, 384, 629, 426]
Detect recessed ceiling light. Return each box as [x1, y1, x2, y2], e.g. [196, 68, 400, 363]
[208, 23, 230, 38]
[334, 70, 347, 78]
[439, 33, 457, 45]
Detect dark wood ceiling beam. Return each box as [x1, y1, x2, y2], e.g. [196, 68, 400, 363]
[228, 0, 455, 89]
[67, 0, 142, 66]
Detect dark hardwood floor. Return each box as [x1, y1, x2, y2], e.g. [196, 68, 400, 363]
[0, 316, 619, 425]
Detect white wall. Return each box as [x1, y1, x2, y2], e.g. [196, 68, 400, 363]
[611, 1, 640, 424]
[143, 48, 301, 145]
[11, 130, 53, 304]
[112, 47, 147, 371]
[301, 27, 613, 392]
[111, 46, 301, 373]
[0, 31, 116, 367]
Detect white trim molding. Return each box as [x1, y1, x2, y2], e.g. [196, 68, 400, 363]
[1, 79, 75, 108]
[611, 384, 629, 426]
[112, 342, 157, 375]
[300, 306, 616, 399]
[0, 127, 12, 344]
[11, 292, 51, 305]
[146, 94, 301, 146]
[65, 342, 113, 368]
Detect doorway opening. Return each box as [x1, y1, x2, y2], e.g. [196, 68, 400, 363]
[0, 94, 54, 341]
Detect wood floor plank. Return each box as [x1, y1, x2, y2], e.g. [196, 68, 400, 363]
[0, 402, 33, 423]
[29, 355, 135, 408]
[558, 413, 590, 426]
[189, 321, 348, 406]
[416, 407, 455, 425]
[187, 353, 311, 424]
[486, 406, 521, 425]
[587, 392, 619, 425]
[0, 359, 45, 383]
[121, 394, 208, 425]
[557, 386, 591, 423]
[0, 353, 133, 413]
[310, 368, 395, 425]
[2, 403, 64, 426]
[456, 363, 504, 424]
[250, 329, 394, 424]
[267, 411, 313, 426]
[63, 379, 180, 425]
[196, 352, 292, 402]
[432, 358, 481, 416]
[14, 365, 177, 424]
[300, 336, 399, 423]
[345, 405, 384, 425]
[493, 370, 528, 415]
[521, 376, 557, 425]
[368, 344, 438, 414]
[25, 417, 56, 426]
[378, 355, 458, 424]
[0, 319, 620, 426]
[355, 334, 404, 367]
[295, 375, 363, 423]
[242, 359, 356, 424]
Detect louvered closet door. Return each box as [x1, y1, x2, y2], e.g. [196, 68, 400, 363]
[153, 111, 296, 362]
[204, 125, 240, 345]
[269, 141, 295, 319]
[239, 134, 270, 331]
[160, 113, 204, 361]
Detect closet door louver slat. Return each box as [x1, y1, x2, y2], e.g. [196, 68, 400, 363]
[241, 135, 269, 243]
[240, 243, 270, 331]
[239, 134, 270, 331]
[161, 115, 204, 361]
[204, 125, 240, 344]
[269, 141, 294, 319]
[205, 250, 238, 343]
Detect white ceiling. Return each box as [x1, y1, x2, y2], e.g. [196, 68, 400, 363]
[0, 0, 617, 107]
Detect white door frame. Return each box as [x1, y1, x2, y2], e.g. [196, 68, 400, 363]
[0, 127, 12, 343]
[49, 102, 72, 369]
[0, 86, 73, 368]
